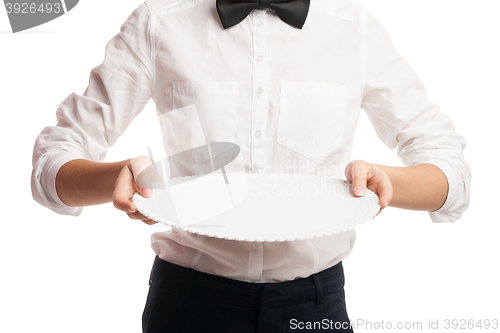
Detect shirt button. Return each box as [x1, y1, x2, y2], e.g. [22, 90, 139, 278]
[255, 55, 263, 62]
[255, 88, 263, 95]
[251, 243, 259, 251]
[256, 20, 264, 28]
[254, 130, 262, 138]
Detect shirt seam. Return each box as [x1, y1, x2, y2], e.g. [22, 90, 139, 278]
[360, 33, 390, 106]
[145, 1, 157, 101]
[359, 9, 367, 107]
[149, 0, 210, 17]
[305, 239, 319, 274]
[312, 3, 365, 24]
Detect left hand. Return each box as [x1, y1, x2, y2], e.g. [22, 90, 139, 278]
[345, 160, 393, 214]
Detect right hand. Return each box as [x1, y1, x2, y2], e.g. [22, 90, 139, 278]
[113, 156, 161, 225]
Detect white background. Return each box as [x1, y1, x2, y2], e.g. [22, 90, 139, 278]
[0, 1, 498, 332]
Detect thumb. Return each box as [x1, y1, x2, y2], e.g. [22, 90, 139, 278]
[131, 155, 158, 197]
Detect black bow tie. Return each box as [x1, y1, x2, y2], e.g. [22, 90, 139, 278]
[216, 0, 310, 29]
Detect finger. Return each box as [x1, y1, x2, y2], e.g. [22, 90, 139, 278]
[126, 211, 150, 220]
[377, 174, 393, 209]
[138, 186, 152, 198]
[132, 155, 156, 192]
[126, 211, 158, 225]
[132, 156, 157, 198]
[125, 210, 158, 225]
[346, 161, 369, 196]
[113, 165, 139, 213]
[344, 161, 355, 182]
[368, 166, 393, 209]
[136, 164, 163, 187]
[142, 219, 159, 226]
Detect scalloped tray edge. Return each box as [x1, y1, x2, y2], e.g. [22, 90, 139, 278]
[133, 174, 380, 242]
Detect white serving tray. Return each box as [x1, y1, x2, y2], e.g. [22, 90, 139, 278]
[133, 173, 380, 242]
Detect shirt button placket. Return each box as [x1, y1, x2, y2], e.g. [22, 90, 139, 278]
[251, 10, 268, 172]
[248, 241, 264, 281]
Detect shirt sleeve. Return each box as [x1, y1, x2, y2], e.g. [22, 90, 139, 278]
[361, 14, 471, 223]
[31, 2, 155, 216]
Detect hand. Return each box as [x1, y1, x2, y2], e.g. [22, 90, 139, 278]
[113, 156, 162, 225]
[345, 160, 393, 214]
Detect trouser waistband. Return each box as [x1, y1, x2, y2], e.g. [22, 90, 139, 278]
[149, 256, 345, 310]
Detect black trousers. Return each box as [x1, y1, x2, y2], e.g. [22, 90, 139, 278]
[142, 256, 354, 332]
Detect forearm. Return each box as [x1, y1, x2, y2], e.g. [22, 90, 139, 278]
[55, 159, 131, 207]
[372, 163, 448, 212]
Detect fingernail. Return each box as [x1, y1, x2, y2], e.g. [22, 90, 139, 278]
[354, 186, 365, 196]
[127, 208, 136, 213]
[141, 188, 152, 197]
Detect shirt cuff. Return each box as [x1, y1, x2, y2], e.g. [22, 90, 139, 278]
[421, 159, 461, 223]
[42, 153, 85, 211]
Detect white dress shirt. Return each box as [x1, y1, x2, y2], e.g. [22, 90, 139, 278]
[31, 0, 471, 282]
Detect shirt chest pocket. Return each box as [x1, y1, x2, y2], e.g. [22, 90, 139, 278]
[172, 81, 239, 142]
[277, 82, 347, 160]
